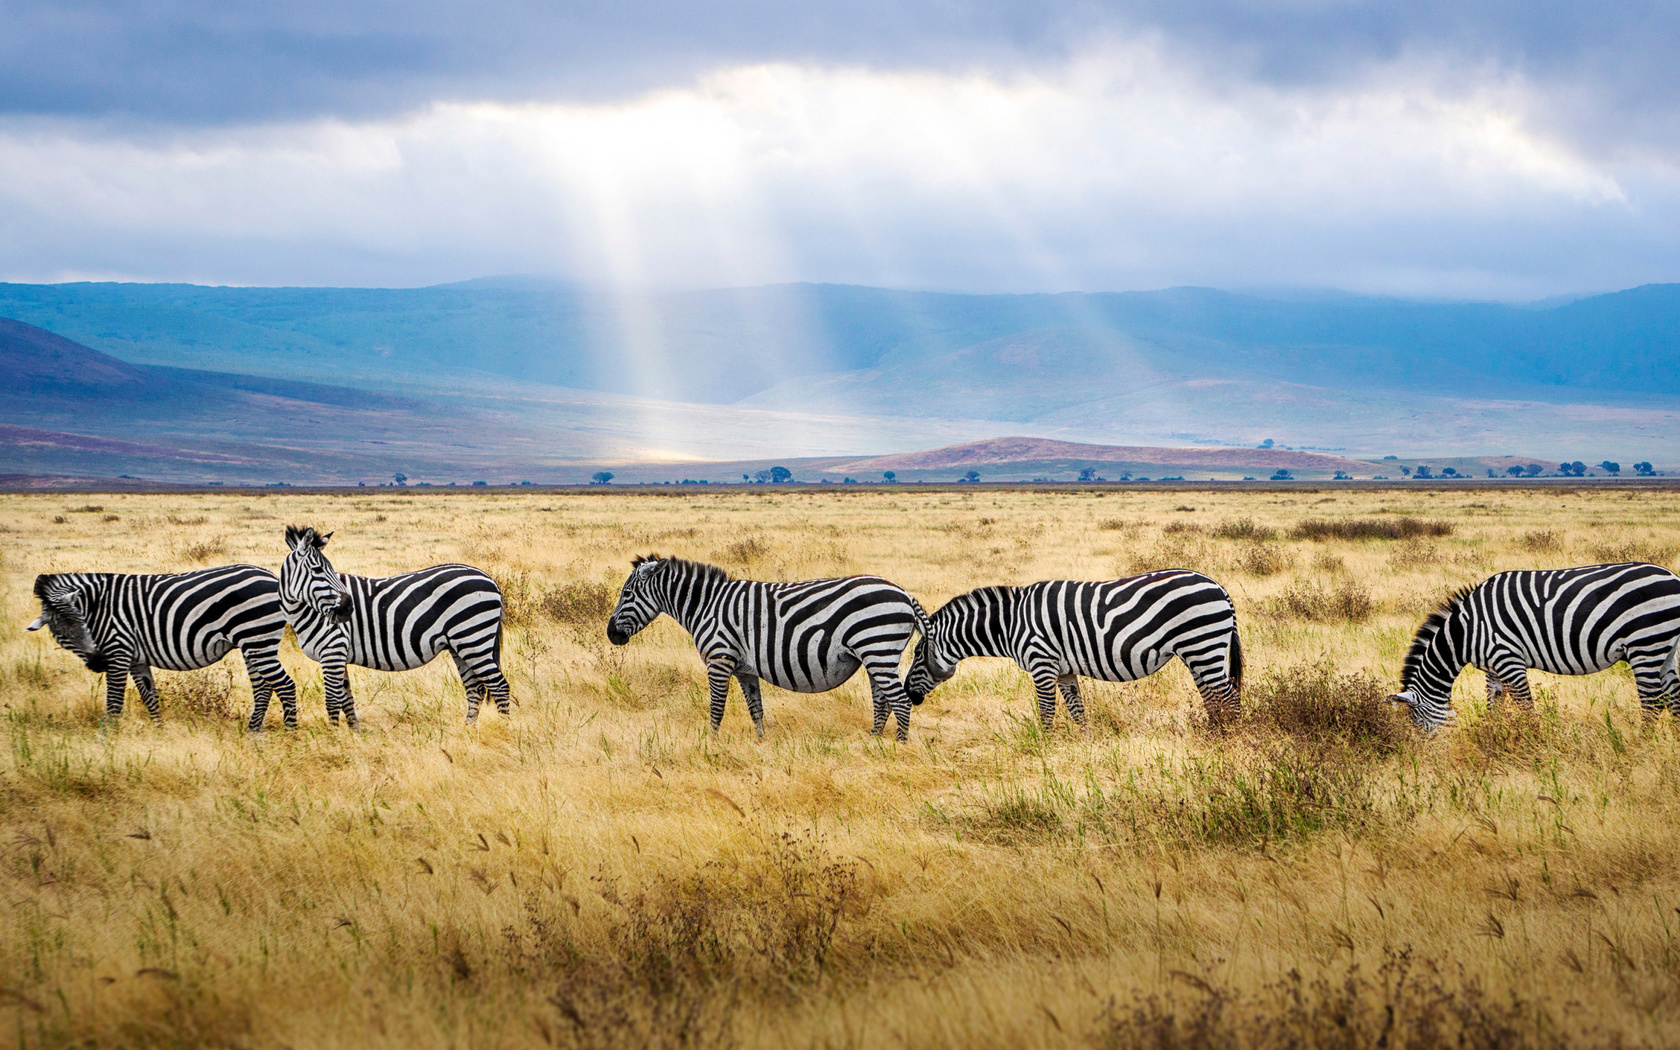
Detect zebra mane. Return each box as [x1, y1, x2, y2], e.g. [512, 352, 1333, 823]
[285, 524, 330, 549]
[631, 554, 732, 583]
[1400, 583, 1475, 688]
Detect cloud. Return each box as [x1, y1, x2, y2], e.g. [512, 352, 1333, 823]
[2, 39, 1670, 296]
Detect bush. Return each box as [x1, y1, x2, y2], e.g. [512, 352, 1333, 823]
[542, 581, 619, 625]
[1520, 530, 1560, 551]
[1233, 543, 1290, 577]
[1212, 517, 1277, 541]
[1269, 581, 1374, 623]
[1591, 540, 1675, 565]
[1248, 661, 1409, 756]
[1291, 517, 1453, 541]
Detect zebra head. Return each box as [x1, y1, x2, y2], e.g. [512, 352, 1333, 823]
[29, 574, 107, 672]
[902, 627, 958, 705]
[1391, 588, 1472, 731]
[607, 554, 667, 645]
[282, 525, 353, 625]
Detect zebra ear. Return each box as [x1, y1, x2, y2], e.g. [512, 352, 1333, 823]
[26, 615, 43, 632]
[314, 531, 332, 548]
[285, 525, 308, 550]
[1387, 690, 1414, 706]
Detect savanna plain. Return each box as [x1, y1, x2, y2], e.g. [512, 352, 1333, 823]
[4, 485, 1680, 1049]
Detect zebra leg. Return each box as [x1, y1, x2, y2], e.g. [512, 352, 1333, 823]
[451, 652, 486, 723]
[1186, 664, 1241, 728]
[1028, 667, 1060, 733]
[1486, 659, 1534, 710]
[324, 660, 358, 729]
[1628, 645, 1678, 718]
[102, 662, 130, 722]
[706, 658, 736, 733]
[242, 646, 275, 731]
[1058, 675, 1090, 731]
[737, 673, 766, 738]
[866, 667, 914, 742]
[131, 664, 162, 722]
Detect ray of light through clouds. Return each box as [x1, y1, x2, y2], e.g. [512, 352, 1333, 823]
[0, 39, 1666, 297]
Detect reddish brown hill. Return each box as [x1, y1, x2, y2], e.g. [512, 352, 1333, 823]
[831, 437, 1372, 474]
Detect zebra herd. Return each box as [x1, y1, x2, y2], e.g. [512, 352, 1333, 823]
[25, 522, 1680, 737]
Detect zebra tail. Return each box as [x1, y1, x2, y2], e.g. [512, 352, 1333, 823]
[907, 594, 932, 640]
[1228, 627, 1244, 697]
[493, 617, 504, 669]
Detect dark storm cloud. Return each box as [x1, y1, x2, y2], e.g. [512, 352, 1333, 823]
[5, 1, 1677, 143]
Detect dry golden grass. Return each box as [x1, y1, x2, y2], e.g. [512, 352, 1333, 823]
[3, 486, 1680, 1047]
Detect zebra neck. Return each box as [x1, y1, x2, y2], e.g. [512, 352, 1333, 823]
[658, 571, 726, 637]
[945, 586, 1018, 660]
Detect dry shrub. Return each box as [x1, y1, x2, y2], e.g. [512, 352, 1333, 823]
[1212, 517, 1277, 542]
[1311, 550, 1345, 573]
[1248, 661, 1409, 756]
[1163, 521, 1203, 535]
[68, 504, 104, 513]
[1590, 540, 1676, 565]
[1269, 580, 1374, 623]
[717, 536, 772, 567]
[1128, 536, 1213, 576]
[179, 538, 229, 563]
[527, 832, 867, 1049]
[172, 665, 237, 720]
[1097, 518, 1136, 532]
[1387, 538, 1439, 571]
[1233, 542, 1290, 577]
[542, 580, 618, 625]
[1093, 948, 1550, 1050]
[166, 515, 208, 526]
[1520, 529, 1560, 552]
[1292, 517, 1453, 541]
[51, 515, 66, 524]
[102, 514, 119, 522]
[495, 569, 538, 628]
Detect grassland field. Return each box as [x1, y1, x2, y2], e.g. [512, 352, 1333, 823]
[2, 486, 1680, 1048]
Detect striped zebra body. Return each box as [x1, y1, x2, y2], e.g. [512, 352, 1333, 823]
[904, 570, 1244, 729]
[1394, 562, 1680, 730]
[606, 555, 929, 740]
[28, 566, 297, 729]
[282, 526, 510, 726]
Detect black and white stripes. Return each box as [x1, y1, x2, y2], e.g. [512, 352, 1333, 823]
[904, 570, 1244, 729]
[1393, 562, 1680, 730]
[607, 555, 929, 740]
[29, 566, 297, 730]
[281, 525, 510, 726]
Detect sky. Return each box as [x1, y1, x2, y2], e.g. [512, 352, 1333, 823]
[3, 1, 1679, 298]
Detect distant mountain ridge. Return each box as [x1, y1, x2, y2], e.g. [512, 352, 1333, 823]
[4, 280, 1679, 406]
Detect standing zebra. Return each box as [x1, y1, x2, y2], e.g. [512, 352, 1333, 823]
[606, 555, 929, 741]
[28, 566, 297, 730]
[280, 525, 511, 726]
[1392, 562, 1680, 730]
[903, 570, 1244, 730]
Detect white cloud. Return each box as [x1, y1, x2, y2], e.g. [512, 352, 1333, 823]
[0, 41, 1668, 295]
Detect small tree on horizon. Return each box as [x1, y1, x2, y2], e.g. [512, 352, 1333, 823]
[1078, 467, 1098, 481]
[770, 466, 793, 483]
[393, 473, 408, 486]
[1506, 465, 1525, 476]
[1601, 461, 1621, 475]
[963, 470, 981, 483]
[883, 471, 897, 483]
[591, 471, 614, 485]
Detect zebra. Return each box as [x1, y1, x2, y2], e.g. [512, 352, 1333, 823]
[280, 525, 511, 727]
[903, 570, 1244, 730]
[1392, 562, 1680, 730]
[606, 554, 930, 741]
[27, 566, 298, 730]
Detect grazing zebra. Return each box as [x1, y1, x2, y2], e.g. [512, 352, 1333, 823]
[1393, 562, 1680, 730]
[28, 566, 297, 730]
[903, 570, 1244, 730]
[606, 555, 930, 741]
[281, 525, 510, 727]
